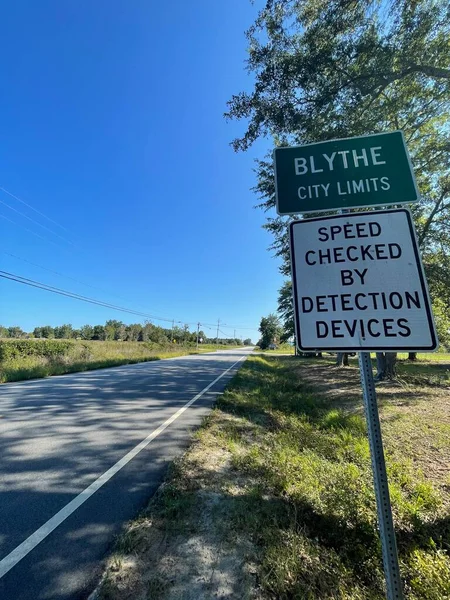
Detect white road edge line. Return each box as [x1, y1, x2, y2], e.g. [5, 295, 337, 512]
[0, 355, 246, 579]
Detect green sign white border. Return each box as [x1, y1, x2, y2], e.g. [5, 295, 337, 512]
[274, 130, 421, 216]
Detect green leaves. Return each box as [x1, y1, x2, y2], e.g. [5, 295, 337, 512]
[228, 0, 449, 149]
[228, 0, 450, 341]
[0, 339, 73, 361]
[259, 313, 284, 348]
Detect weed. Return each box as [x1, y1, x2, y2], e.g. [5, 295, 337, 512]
[0, 341, 240, 383]
[214, 356, 450, 597]
[146, 575, 169, 599]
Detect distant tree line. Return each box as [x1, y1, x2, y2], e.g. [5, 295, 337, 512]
[0, 320, 245, 346]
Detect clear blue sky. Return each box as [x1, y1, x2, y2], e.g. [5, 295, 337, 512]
[0, 0, 282, 341]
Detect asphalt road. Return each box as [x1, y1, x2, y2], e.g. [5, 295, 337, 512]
[0, 347, 252, 600]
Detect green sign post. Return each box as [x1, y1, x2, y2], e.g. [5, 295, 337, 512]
[274, 131, 419, 215]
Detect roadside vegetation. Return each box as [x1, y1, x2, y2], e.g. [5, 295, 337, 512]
[97, 353, 450, 599]
[0, 319, 244, 346]
[0, 339, 240, 384]
[255, 342, 295, 355]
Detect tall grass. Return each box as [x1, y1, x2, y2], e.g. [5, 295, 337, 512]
[0, 340, 238, 383]
[214, 356, 450, 599]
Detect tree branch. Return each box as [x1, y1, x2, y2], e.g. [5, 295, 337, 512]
[409, 64, 450, 80]
[419, 187, 450, 246]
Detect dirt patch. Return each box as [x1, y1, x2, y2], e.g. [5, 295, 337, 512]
[96, 416, 262, 600]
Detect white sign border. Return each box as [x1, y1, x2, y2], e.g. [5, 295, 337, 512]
[290, 208, 438, 352]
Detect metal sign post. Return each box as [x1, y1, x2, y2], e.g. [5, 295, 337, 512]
[359, 351, 403, 600]
[278, 131, 438, 600]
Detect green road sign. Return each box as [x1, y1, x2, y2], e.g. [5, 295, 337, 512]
[274, 131, 419, 215]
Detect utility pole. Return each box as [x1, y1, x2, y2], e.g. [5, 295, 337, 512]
[234, 329, 236, 343]
[171, 319, 175, 344]
[216, 318, 220, 350]
[196, 322, 200, 351]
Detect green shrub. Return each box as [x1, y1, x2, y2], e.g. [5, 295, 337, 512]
[0, 339, 73, 361]
[0, 340, 230, 383]
[403, 547, 450, 599]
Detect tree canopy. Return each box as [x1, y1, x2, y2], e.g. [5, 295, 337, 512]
[277, 280, 295, 341]
[227, 0, 450, 348]
[259, 313, 283, 348]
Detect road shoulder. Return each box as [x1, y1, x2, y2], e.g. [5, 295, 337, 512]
[94, 354, 450, 600]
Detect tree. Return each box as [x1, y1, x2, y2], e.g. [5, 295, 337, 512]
[125, 323, 142, 342]
[139, 322, 152, 342]
[40, 325, 54, 339]
[172, 326, 184, 344]
[0, 325, 9, 338]
[7, 326, 26, 338]
[375, 352, 397, 381]
[423, 247, 450, 351]
[104, 320, 124, 341]
[54, 324, 74, 339]
[430, 297, 450, 351]
[227, 1, 449, 153]
[92, 325, 106, 341]
[336, 352, 350, 367]
[227, 0, 450, 359]
[182, 324, 191, 344]
[243, 338, 252, 345]
[277, 280, 295, 342]
[80, 325, 94, 340]
[227, 1, 450, 259]
[259, 313, 283, 349]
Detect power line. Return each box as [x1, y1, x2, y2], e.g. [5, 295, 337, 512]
[198, 323, 214, 331]
[0, 270, 176, 323]
[0, 268, 260, 332]
[0, 269, 255, 332]
[0, 189, 261, 332]
[0, 196, 75, 247]
[1, 251, 148, 307]
[2, 251, 113, 292]
[0, 186, 72, 234]
[218, 329, 235, 338]
[0, 213, 58, 245]
[214, 322, 259, 332]
[201, 319, 258, 331]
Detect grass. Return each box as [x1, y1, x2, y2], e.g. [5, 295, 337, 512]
[396, 353, 450, 386]
[330, 352, 450, 386]
[0, 341, 240, 383]
[97, 353, 450, 600]
[255, 343, 295, 355]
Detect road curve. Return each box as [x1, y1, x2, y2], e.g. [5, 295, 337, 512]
[0, 347, 252, 600]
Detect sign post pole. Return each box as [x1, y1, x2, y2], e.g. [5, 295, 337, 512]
[340, 205, 403, 600]
[278, 131, 437, 600]
[359, 351, 404, 600]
